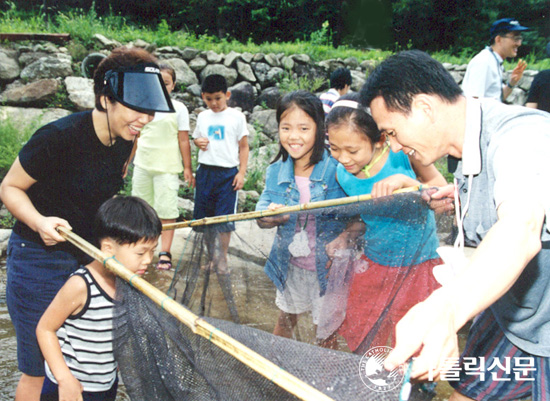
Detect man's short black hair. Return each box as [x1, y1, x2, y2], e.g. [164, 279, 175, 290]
[360, 50, 462, 113]
[330, 68, 352, 90]
[93, 196, 162, 246]
[201, 74, 228, 94]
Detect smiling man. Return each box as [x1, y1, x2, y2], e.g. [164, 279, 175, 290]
[361, 50, 550, 401]
[461, 18, 529, 102]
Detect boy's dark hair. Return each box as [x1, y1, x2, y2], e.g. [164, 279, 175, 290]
[272, 90, 325, 167]
[326, 92, 381, 144]
[93, 47, 159, 112]
[330, 68, 352, 90]
[93, 196, 162, 246]
[201, 74, 228, 94]
[360, 50, 462, 114]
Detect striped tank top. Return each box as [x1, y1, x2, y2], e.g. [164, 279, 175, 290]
[45, 267, 117, 392]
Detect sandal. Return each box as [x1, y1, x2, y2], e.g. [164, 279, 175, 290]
[156, 251, 172, 270]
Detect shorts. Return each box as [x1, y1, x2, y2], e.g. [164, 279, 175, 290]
[193, 164, 238, 232]
[338, 255, 441, 352]
[450, 309, 550, 401]
[275, 263, 323, 325]
[41, 375, 118, 401]
[6, 232, 79, 376]
[132, 165, 180, 220]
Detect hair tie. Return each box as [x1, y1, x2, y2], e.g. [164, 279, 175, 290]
[331, 100, 360, 110]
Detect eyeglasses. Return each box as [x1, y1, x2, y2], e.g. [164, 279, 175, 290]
[502, 34, 523, 43]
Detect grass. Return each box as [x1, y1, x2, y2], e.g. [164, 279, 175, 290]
[0, 117, 35, 180]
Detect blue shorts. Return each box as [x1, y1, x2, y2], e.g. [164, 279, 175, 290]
[193, 164, 238, 232]
[450, 309, 550, 400]
[6, 232, 79, 376]
[41, 375, 118, 401]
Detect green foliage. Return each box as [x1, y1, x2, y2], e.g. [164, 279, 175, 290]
[0, 211, 16, 229]
[277, 72, 327, 94]
[0, 117, 34, 182]
[435, 156, 454, 184]
[310, 21, 332, 47]
[46, 86, 73, 110]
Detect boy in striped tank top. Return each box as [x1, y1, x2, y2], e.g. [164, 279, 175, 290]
[36, 196, 162, 401]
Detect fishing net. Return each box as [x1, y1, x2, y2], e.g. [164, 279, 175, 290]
[113, 190, 445, 400]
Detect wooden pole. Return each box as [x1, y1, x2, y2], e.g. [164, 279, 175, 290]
[163, 185, 421, 230]
[57, 227, 336, 401]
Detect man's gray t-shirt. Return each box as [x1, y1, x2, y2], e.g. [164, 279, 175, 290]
[454, 98, 550, 356]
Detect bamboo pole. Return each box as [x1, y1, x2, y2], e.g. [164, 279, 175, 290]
[164, 185, 422, 230]
[57, 226, 336, 401]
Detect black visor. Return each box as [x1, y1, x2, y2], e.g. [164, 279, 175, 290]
[104, 64, 175, 114]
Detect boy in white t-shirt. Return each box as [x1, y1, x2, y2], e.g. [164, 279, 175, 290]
[193, 74, 249, 274]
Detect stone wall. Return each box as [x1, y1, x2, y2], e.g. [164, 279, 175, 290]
[0, 34, 537, 132]
[0, 34, 539, 226]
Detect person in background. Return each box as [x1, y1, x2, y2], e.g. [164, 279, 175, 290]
[36, 196, 161, 401]
[192, 74, 249, 275]
[132, 63, 194, 270]
[363, 49, 550, 401]
[0, 47, 173, 400]
[526, 69, 550, 113]
[462, 18, 529, 102]
[319, 67, 352, 116]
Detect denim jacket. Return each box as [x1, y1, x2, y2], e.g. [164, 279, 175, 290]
[256, 150, 347, 295]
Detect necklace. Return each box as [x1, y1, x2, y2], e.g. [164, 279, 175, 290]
[362, 143, 389, 178]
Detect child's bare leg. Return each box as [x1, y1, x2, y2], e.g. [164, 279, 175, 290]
[273, 311, 298, 338]
[214, 231, 231, 274]
[160, 219, 175, 258]
[15, 373, 44, 401]
[202, 228, 216, 271]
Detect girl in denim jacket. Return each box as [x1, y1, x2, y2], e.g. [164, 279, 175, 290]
[255, 91, 346, 347]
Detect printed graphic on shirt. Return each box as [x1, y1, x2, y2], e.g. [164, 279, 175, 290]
[208, 125, 225, 141]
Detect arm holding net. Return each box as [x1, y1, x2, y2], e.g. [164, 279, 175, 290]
[56, 226, 336, 401]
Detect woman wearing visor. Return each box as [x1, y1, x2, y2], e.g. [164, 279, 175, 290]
[0, 46, 174, 400]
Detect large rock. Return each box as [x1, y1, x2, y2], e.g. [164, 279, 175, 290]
[350, 70, 366, 92]
[250, 109, 278, 140]
[281, 56, 294, 71]
[360, 60, 377, 74]
[164, 58, 199, 86]
[251, 62, 272, 88]
[266, 67, 284, 86]
[344, 57, 360, 69]
[65, 76, 94, 110]
[264, 53, 281, 67]
[181, 47, 200, 61]
[93, 33, 122, 50]
[227, 81, 256, 112]
[291, 54, 311, 64]
[200, 64, 238, 86]
[18, 51, 51, 67]
[205, 50, 223, 64]
[20, 54, 72, 81]
[0, 106, 71, 132]
[0, 79, 59, 107]
[0, 51, 21, 81]
[189, 57, 207, 72]
[256, 86, 281, 110]
[236, 60, 256, 82]
[224, 50, 241, 67]
[318, 59, 345, 72]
